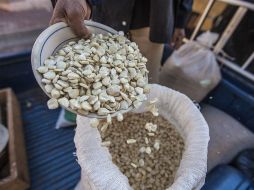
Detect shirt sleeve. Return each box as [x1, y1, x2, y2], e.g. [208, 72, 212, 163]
[175, 0, 193, 28]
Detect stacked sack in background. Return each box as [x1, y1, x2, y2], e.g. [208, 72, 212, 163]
[160, 32, 221, 102]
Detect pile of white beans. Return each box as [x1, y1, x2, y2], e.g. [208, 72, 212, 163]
[37, 33, 149, 117]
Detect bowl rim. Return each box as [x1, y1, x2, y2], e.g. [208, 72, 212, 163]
[31, 20, 136, 118]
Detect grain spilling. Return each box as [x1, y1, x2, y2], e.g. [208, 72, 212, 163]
[37, 33, 149, 116]
[98, 112, 185, 190]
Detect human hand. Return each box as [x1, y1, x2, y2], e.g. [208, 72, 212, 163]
[50, 0, 91, 38]
[171, 28, 185, 49]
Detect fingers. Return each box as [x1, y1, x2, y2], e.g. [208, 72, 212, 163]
[175, 34, 184, 49]
[170, 34, 177, 48]
[66, 9, 91, 39]
[171, 31, 185, 49]
[50, 17, 66, 25]
[84, 3, 92, 19]
[50, 0, 65, 25]
[172, 38, 182, 49]
[173, 36, 181, 49]
[174, 39, 182, 49]
[49, 0, 91, 39]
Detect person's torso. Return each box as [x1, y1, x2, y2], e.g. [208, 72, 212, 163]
[92, 0, 174, 43]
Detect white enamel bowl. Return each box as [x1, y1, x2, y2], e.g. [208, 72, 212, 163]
[31, 20, 134, 118]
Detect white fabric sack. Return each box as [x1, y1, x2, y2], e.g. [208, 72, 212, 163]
[159, 32, 221, 102]
[74, 84, 210, 190]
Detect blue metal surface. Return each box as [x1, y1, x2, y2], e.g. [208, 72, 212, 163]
[0, 52, 38, 93]
[201, 165, 254, 190]
[17, 89, 80, 190]
[204, 78, 254, 132]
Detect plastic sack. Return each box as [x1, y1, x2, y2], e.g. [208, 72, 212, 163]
[74, 84, 210, 190]
[159, 32, 221, 102]
[196, 31, 219, 48]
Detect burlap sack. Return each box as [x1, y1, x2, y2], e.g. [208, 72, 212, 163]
[74, 84, 210, 190]
[159, 41, 221, 102]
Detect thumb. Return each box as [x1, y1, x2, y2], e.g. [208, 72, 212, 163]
[50, 17, 66, 26]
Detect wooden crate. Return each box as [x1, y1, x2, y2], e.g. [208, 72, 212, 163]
[0, 88, 30, 190]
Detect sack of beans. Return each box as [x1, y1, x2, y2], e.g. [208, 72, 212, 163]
[74, 84, 209, 190]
